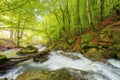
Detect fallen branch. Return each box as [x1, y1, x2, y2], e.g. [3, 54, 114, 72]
[0, 49, 50, 73]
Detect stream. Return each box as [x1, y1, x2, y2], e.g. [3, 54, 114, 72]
[0, 45, 120, 80]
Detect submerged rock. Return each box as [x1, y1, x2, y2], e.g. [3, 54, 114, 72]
[33, 49, 50, 63]
[16, 45, 38, 55]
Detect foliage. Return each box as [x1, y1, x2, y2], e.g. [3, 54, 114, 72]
[81, 35, 93, 43]
[0, 0, 120, 46]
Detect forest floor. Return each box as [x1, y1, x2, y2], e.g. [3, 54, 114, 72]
[50, 13, 120, 61]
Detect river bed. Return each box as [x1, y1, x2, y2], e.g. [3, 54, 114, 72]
[0, 46, 120, 80]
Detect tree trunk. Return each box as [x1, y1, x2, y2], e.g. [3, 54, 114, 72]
[100, 0, 104, 21]
[10, 29, 13, 40]
[16, 20, 20, 48]
[86, 0, 93, 26]
[76, 0, 81, 34]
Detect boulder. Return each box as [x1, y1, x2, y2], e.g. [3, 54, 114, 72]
[16, 68, 91, 80]
[16, 45, 38, 55]
[84, 48, 104, 61]
[33, 49, 50, 63]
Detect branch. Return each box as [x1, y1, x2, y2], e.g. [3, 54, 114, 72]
[0, 0, 29, 13]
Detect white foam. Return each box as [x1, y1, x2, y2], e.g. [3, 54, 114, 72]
[1, 49, 120, 80]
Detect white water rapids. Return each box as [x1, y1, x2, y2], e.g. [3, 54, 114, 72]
[0, 46, 120, 80]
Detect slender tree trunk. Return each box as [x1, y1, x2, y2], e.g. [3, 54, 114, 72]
[100, 0, 104, 21]
[66, 0, 71, 39]
[59, 1, 67, 41]
[10, 29, 13, 40]
[86, 0, 93, 26]
[76, 0, 81, 34]
[16, 20, 20, 48]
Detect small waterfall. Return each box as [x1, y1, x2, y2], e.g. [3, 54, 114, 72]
[0, 66, 24, 80]
[0, 47, 120, 80]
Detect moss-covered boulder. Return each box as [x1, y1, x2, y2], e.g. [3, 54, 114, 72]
[16, 68, 90, 80]
[16, 45, 38, 55]
[33, 49, 50, 63]
[16, 69, 76, 80]
[84, 48, 104, 61]
[0, 55, 8, 64]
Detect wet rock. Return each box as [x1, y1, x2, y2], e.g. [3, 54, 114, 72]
[16, 45, 38, 55]
[0, 77, 8, 80]
[59, 52, 80, 60]
[0, 55, 8, 64]
[84, 48, 103, 61]
[16, 68, 90, 80]
[33, 49, 50, 63]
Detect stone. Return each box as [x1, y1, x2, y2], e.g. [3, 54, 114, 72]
[84, 48, 103, 61]
[16, 45, 38, 55]
[59, 52, 80, 60]
[16, 68, 90, 80]
[33, 49, 50, 63]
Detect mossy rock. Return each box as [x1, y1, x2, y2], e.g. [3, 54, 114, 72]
[117, 53, 120, 59]
[16, 68, 89, 80]
[84, 48, 104, 61]
[33, 49, 50, 63]
[16, 68, 78, 80]
[59, 52, 80, 60]
[16, 45, 38, 55]
[100, 25, 120, 42]
[0, 55, 8, 64]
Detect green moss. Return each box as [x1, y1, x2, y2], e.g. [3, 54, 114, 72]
[82, 43, 98, 50]
[68, 38, 75, 45]
[16, 45, 38, 55]
[17, 68, 79, 80]
[81, 35, 93, 43]
[84, 48, 104, 61]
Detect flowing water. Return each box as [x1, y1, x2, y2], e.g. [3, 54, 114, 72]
[0, 46, 120, 80]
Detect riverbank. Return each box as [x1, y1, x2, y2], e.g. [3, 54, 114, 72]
[48, 14, 120, 62]
[1, 49, 120, 80]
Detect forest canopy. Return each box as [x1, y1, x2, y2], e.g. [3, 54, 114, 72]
[0, 0, 120, 47]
